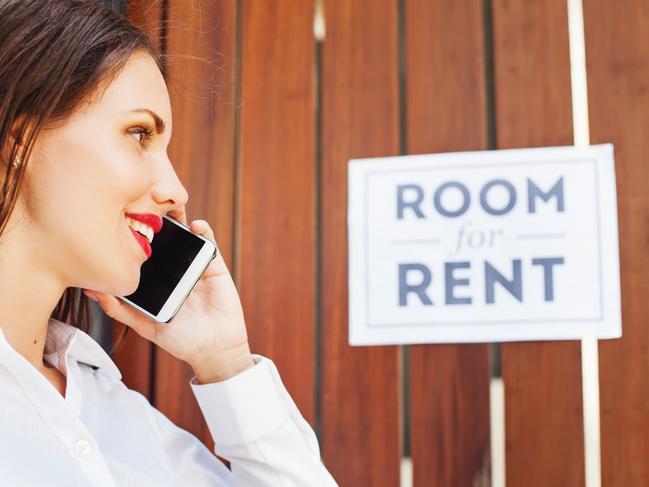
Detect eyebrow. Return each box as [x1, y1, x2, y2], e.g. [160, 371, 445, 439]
[125, 108, 166, 134]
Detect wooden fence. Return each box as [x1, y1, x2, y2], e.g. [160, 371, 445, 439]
[105, 1, 649, 485]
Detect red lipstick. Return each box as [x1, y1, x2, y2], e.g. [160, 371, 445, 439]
[125, 212, 163, 259]
[130, 228, 151, 258]
[125, 213, 163, 233]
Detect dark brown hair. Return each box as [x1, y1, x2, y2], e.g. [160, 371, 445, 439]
[0, 0, 163, 355]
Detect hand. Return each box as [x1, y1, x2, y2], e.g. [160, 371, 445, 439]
[82, 207, 254, 382]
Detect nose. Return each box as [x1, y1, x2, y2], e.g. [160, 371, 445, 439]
[151, 156, 189, 215]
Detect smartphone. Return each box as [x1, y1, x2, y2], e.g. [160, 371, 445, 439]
[117, 215, 218, 323]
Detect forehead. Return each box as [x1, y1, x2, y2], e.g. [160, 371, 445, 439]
[84, 51, 172, 131]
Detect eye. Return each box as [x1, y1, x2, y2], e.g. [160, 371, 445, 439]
[127, 126, 154, 147]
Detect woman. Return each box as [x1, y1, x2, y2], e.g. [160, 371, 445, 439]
[0, 1, 338, 485]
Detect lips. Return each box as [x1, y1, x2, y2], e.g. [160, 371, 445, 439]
[125, 212, 163, 259]
[130, 227, 152, 258]
[125, 212, 163, 233]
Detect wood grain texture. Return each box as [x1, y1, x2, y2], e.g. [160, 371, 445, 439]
[320, 1, 401, 485]
[405, 1, 491, 484]
[127, 0, 166, 53]
[492, 0, 585, 485]
[237, 0, 316, 423]
[154, 0, 238, 452]
[583, 0, 649, 484]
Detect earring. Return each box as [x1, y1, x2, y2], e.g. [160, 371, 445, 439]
[12, 155, 21, 168]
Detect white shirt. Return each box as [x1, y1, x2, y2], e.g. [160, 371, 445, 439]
[0, 318, 339, 486]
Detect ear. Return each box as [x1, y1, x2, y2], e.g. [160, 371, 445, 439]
[1, 115, 32, 167]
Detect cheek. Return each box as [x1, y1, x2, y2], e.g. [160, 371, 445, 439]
[28, 133, 150, 237]
[35, 119, 153, 202]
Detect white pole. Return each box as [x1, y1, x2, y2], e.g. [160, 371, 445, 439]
[580, 337, 601, 487]
[566, 1, 602, 486]
[567, 0, 591, 148]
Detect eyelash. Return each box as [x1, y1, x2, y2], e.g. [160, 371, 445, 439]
[127, 126, 154, 147]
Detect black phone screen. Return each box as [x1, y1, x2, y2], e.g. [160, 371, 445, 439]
[124, 218, 205, 315]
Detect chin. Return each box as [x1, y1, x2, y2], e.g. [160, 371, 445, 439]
[123, 273, 141, 296]
[121, 283, 139, 297]
[108, 267, 141, 297]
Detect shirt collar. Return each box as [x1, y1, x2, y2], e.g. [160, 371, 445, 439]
[44, 318, 122, 380]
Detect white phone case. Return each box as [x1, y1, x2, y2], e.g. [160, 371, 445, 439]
[117, 215, 217, 323]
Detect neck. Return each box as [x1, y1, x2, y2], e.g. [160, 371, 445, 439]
[0, 217, 67, 370]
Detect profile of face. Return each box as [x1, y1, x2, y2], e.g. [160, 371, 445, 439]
[9, 50, 188, 297]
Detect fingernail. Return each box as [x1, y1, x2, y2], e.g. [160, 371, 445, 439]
[83, 290, 98, 302]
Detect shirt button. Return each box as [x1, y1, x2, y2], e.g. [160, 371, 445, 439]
[74, 439, 92, 457]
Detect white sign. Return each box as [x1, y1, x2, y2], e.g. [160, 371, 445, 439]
[348, 144, 621, 345]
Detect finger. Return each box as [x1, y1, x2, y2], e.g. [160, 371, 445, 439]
[189, 219, 214, 241]
[83, 289, 158, 341]
[189, 220, 228, 279]
[166, 206, 188, 226]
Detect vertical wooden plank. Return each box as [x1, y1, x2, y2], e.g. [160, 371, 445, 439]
[492, 1, 585, 485]
[321, 1, 401, 485]
[127, 0, 165, 49]
[111, 320, 152, 397]
[583, 1, 649, 484]
[238, 0, 316, 423]
[115, 0, 167, 400]
[405, 1, 491, 483]
[154, 0, 238, 451]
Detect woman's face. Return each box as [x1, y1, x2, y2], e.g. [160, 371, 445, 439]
[14, 50, 188, 296]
